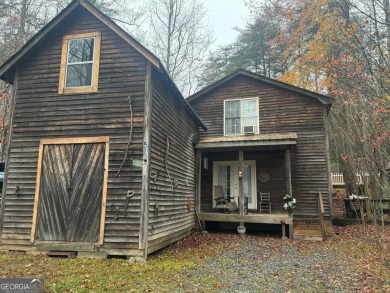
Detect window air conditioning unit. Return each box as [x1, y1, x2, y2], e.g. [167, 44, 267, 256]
[243, 125, 255, 134]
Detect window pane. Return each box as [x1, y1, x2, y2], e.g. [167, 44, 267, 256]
[225, 118, 240, 134]
[218, 166, 231, 197]
[243, 116, 257, 126]
[225, 100, 240, 134]
[242, 99, 258, 129]
[243, 165, 252, 204]
[242, 99, 257, 118]
[68, 38, 94, 63]
[225, 101, 240, 118]
[66, 63, 93, 87]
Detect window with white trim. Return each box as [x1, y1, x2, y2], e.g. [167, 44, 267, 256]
[58, 32, 101, 94]
[224, 97, 259, 135]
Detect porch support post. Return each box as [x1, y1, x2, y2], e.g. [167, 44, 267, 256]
[140, 62, 153, 258]
[139, 62, 153, 259]
[238, 150, 244, 217]
[195, 150, 202, 231]
[285, 148, 292, 196]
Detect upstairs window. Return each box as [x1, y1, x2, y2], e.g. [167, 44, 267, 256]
[224, 98, 259, 135]
[58, 32, 101, 94]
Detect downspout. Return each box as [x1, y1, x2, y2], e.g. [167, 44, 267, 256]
[139, 62, 153, 258]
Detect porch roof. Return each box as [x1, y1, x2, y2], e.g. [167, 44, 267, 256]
[195, 133, 298, 149]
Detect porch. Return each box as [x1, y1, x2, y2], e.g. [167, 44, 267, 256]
[195, 134, 298, 238]
[198, 211, 293, 239]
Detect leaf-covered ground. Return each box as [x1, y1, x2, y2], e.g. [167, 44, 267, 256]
[0, 225, 389, 292]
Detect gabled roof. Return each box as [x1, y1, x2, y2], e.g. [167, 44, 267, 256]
[0, 0, 159, 83]
[187, 69, 334, 107]
[0, 0, 206, 130]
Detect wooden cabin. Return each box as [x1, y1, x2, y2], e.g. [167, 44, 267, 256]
[188, 69, 334, 238]
[0, 0, 205, 258]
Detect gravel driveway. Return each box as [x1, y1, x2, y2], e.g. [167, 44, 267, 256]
[172, 229, 390, 293]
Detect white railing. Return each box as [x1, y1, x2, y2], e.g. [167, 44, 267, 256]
[331, 173, 345, 185]
[331, 173, 370, 186]
[355, 173, 370, 185]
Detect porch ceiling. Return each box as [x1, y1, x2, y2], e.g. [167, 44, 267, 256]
[195, 133, 298, 149]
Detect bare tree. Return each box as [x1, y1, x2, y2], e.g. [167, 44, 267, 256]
[146, 0, 213, 96]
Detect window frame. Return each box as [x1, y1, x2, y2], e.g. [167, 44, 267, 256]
[223, 97, 259, 136]
[212, 160, 257, 209]
[58, 32, 101, 94]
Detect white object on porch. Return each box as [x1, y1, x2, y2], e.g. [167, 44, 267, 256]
[331, 173, 370, 186]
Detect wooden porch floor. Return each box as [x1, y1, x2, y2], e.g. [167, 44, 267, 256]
[198, 212, 293, 238]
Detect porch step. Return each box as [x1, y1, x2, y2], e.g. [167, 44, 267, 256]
[293, 224, 323, 241]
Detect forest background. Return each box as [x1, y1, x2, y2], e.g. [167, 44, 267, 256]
[0, 0, 389, 202]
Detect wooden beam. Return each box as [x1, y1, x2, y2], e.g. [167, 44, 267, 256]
[196, 139, 297, 149]
[30, 142, 44, 243]
[318, 193, 325, 241]
[37, 242, 96, 252]
[40, 136, 109, 145]
[198, 212, 293, 225]
[195, 150, 202, 231]
[285, 149, 292, 196]
[139, 62, 153, 258]
[238, 150, 244, 216]
[0, 70, 19, 241]
[98, 139, 110, 246]
[324, 110, 333, 218]
[289, 213, 294, 239]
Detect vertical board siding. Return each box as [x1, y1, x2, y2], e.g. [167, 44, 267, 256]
[1, 6, 146, 249]
[37, 143, 104, 243]
[147, 69, 198, 253]
[190, 75, 330, 217]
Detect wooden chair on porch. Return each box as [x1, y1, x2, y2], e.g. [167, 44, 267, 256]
[214, 186, 238, 213]
[214, 186, 227, 209]
[259, 192, 272, 214]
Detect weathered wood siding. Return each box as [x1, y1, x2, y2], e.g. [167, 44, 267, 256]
[1, 6, 147, 251]
[190, 75, 330, 217]
[147, 69, 198, 253]
[37, 143, 104, 242]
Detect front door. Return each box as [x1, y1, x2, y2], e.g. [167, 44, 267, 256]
[213, 161, 257, 209]
[36, 142, 105, 243]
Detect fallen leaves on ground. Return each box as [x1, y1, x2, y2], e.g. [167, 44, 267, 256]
[0, 225, 389, 292]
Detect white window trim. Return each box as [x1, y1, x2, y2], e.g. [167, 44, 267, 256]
[213, 160, 257, 209]
[223, 97, 259, 136]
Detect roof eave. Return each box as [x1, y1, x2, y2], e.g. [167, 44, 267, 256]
[0, 0, 81, 84]
[0, 0, 161, 84]
[156, 65, 207, 131]
[187, 69, 334, 106]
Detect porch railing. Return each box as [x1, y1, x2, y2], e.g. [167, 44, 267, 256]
[331, 173, 370, 186]
[331, 173, 344, 186]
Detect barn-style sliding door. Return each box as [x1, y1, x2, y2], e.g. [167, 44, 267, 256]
[31, 137, 109, 245]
